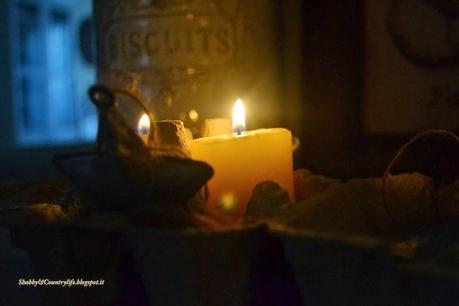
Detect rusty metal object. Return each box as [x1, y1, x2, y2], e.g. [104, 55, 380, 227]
[53, 85, 213, 216]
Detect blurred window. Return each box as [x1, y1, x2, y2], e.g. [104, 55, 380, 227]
[12, 0, 97, 146]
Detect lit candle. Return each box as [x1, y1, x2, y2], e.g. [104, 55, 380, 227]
[137, 113, 150, 144]
[189, 99, 295, 217]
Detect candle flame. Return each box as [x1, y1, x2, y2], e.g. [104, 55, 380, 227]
[232, 99, 245, 135]
[138, 113, 150, 135]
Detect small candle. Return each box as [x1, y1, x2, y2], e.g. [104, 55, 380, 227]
[201, 118, 232, 137]
[189, 99, 294, 217]
[137, 113, 150, 144]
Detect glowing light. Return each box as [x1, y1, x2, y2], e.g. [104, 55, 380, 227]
[137, 113, 150, 144]
[138, 113, 150, 133]
[189, 109, 199, 122]
[186, 67, 196, 75]
[218, 192, 238, 212]
[232, 99, 245, 135]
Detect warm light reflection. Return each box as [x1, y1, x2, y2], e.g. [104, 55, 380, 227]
[232, 98, 245, 135]
[218, 192, 238, 212]
[189, 109, 199, 122]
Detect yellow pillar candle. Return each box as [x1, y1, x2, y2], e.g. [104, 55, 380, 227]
[189, 100, 294, 217]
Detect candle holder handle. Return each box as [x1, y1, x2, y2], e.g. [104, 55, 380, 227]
[89, 85, 158, 147]
[112, 88, 158, 144]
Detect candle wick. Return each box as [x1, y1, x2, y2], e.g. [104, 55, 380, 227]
[234, 126, 243, 136]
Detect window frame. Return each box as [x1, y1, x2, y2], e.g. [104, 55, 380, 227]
[9, 0, 96, 148]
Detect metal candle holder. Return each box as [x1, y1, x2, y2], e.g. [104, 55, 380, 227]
[53, 85, 213, 216]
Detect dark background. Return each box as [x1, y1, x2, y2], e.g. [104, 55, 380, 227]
[0, 0, 456, 183]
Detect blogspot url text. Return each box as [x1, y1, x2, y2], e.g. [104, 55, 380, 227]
[18, 279, 105, 288]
